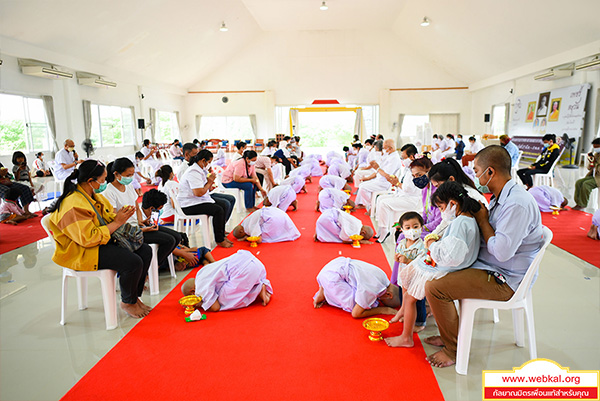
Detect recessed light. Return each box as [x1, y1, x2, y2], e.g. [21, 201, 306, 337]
[420, 17, 430, 27]
[320, 1, 328, 11]
[220, 21, 228, 32]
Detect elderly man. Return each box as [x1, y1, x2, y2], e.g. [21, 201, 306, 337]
[355, 139, 402, 212]
[53, 139, 83, 181]
[499, 134, 521, 168]
[423, 145, 544, 368]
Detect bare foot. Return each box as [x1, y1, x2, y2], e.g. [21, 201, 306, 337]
[385, 335, 414, 348]
[137, 299, 152, 312]
[313, 287, 325, 308]
[587, 225, 599, 240]
[426, 350, 455, 368]
[259, 284, 271, 306]
[3, 220, 17, 225]
[355, 204, 366, 210]
[175, 261, 187, 271]
[413, 325, 425, 333]
[217, 240, 233, 248]
[364, 211, 370, 216]
[571, 205, 585, 211]
[121, 302, 148, 318]
[424, 335, 444, 347]
[390, 306, 404, 323]
[381, 307, 399, 315]
[246, 207, 258, 213]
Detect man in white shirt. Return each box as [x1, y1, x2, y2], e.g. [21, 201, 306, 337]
[54, 139, 83, 181]
[169, 139, 184, 160]
[260, 140, 277, 157]
[278, 136, 290, 150]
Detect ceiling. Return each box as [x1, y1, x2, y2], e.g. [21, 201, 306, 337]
[0, 0, 599, 89]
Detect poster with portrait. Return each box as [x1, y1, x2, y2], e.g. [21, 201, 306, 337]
[548, 98, 561, 122]
[525, 101, 536, 122]
[536, 92, 550, 117]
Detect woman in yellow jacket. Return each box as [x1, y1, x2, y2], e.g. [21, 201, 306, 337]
[48, 160, 152, 319]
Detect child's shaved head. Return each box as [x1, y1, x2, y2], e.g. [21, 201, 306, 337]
[360, 225, 374, 240]
[232, 225, 246, 239]
[181, 278, 195, 296]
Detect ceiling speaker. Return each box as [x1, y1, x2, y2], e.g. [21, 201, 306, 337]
[222, 96, 229, 103]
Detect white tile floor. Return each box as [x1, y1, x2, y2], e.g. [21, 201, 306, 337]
[1, 165, 599, 401]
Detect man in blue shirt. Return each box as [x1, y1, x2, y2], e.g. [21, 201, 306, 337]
[424, 145, 544, 368]
[500, 134, 521, 168]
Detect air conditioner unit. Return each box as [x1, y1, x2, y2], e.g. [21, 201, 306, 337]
[575, 56, 600, 71]
[78, 77, 117, 88]
[21, 65, 73, 79]
[534, 68, 572, 81]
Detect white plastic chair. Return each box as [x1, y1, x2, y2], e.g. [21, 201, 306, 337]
[47, 161, 65, 199]
[147, 245, 177, 296]
[214, 173, 244, 212]
[171, 191, 214, 248]
[511, 151, 524, 182]
[369, 189, 394, 216]
[40, 215, 118, 330]
[455, 226, 553, 375]
[534, 148, 564, 187]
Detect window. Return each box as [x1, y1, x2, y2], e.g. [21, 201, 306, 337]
[361, 105, 379, 138]
[491, 103, 509, 137]
[0, 93, 51, 155]
[90, 104, 134, 147]
[157, 111, 180, 143]
[275, 106, 292, 137]
[199, 116, 253, 141]
[400, 115, 430, 137]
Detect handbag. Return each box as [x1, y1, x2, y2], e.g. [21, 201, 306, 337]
[77, 190, 144, 252]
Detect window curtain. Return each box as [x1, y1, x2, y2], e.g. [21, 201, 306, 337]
[81, 100, 92, 141]
[289, 109, 299, 138]
[174, 111, 181, 138]
[353, 108, 363, 140]
[249, 114, 258, 140]
[149, 108, 157, 142]
[503, 103, 510, 136]
[396, 113, 405, 146]
[129, 106, 138, 144]
[41, 95, 59, 152]
[195, 114, 202, 137]
[429, 113, 459, 137]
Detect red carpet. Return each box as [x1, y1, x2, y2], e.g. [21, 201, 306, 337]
[540, 209, 599, 267]
[62, 178, 444, 400]
[0, 214, 46, 255]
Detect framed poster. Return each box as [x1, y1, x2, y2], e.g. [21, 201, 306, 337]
[549, 98, 561, 122]
[526, 101, 536, 122]
[536, 92, 550, 117]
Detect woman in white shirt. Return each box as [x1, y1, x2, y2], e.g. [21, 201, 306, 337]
[156, 165, 179, 225]
[178, 150, 233, 248]
[103, 158, 181, 266]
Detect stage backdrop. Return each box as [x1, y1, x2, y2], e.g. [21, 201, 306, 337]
[510, 83, 590, 163]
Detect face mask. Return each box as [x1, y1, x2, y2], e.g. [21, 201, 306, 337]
[94, 181, 107, 193]
[402, 158, 412, 168]
[441, 203, 457, 222]
[474, 167, 492, 193]
[67, 147, 75, 152]
[412, 175, 429, 189]
[118, 176, 134, 186]
[593, 148, 600, 154]
[457, 138, 462, 143]
[249, 161, 256, 166]
[404, 227, 422, 240]
[543, 143, 550, 148]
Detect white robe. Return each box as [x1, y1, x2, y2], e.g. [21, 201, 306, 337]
[289, 165, 312, 179]
[241, 207, 301, 243]
[281, 176, 305, 193]
[357, 147, 370, 168]
[301, 158, 323, 177]
[314, 257, 390, 312]
[319, 175, 346, 190]
[327, 160, 351, 180]
[194, 250, 273, 311]
[212, 148, 226, 167]
[355, 151, 402, 208]
[326, 151, 344, 166]
[318, 188, 350, 212]
[315, 209, 362, 243]
[266, 185, 296, 212]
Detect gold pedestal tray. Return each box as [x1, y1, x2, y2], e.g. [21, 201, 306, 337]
[349, 234, 363, 248]
[550, 206, 560, 216]
[363, 318, 390, 341]
[179, 295, 202, 315]
[343, 205, 353, 213]
[247, 236, 261, 248]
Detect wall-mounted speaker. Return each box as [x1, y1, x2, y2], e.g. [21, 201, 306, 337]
[138, 119, 145, 129]
[484, 114, 490, 123]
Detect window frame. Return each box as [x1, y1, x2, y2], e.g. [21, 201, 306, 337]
[0, 92, 51, 155]
[90, 103, 135, 148]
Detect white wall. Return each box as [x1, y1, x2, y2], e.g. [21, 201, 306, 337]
[0, 52, 185, 167]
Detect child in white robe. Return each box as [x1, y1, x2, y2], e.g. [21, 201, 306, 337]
[313, 257, 400, 318]
[588, 209, 600, 240]
[386, 181, 481, 348]
[181, 250, 273, 311]
[528, 185, 567, 212]
[281, 175, 307, 194]
[289, 164, 312, 182]
[232, 206, 301, 243]
[301, 157, 323, 177]
[318, 175, 351, 192]
[314, 208, 374, 244]
[327, 159, 352, 181]
[263, 184, 297, 211]
[316, 188, 354, 212]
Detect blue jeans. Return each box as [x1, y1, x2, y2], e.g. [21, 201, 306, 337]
[223, 181, 256, 209]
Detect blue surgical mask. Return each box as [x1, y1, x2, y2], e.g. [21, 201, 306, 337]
[543, 143, 550, 148]
[118, 176, 134, 186]
[412, 175, 429, 189]
[94, 181, 107, 193]
[474, 167, 492, 193]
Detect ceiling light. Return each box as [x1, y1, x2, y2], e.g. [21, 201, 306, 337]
[220, 21, 228, 32]
[420, 17, 430, 27]
[320, 1, 328, 11]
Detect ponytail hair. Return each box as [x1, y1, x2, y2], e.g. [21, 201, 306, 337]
[106, 157, 134, 183]
[155, 165, 173, 183]
[243, 150, 257, 160]
[430, 181, 481, 215]
[48, 159, 106, 213]
[188, 149, 213, 166]
[428, 158, 476, 190]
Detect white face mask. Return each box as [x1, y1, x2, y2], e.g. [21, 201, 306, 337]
[404, 227, 422, 240]
[594, 148, 600, 154]
[441, 203, 458, 222]
[249, 161, 256, 166]
[402, 158, 412, 167]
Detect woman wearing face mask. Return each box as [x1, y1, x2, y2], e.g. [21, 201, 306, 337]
[47, 160, 153, 319]
[221, 150, 267, 212]
[104, 158, 181, 265]
[178, 150, 233, 248]
[516, 133, 560, 189]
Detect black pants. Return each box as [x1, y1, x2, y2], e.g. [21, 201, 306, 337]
[143, 226, 181, 265]
[182, 202, 226, 243]
[256, 172, 264, 186]
[211, 193, 235, 222]
[517, 167, 547, 187]
[98, 243, 152, 304]
[280, 157, 292, 175]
